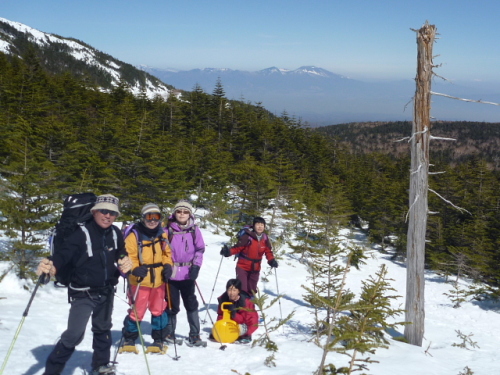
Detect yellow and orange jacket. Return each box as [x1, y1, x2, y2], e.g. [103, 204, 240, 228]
[125, 223, 173, 288]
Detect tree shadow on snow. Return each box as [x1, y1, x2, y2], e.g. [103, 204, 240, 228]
[471, 299, 500, 313]
[262, 286, 309, 308]
[23, 344, 91, 375]
[198, 302, 219, 315]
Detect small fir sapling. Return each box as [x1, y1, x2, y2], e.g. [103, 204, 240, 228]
[251, 289, 294, 368]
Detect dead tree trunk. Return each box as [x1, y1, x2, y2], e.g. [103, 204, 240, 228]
[404, 21, 436, 346]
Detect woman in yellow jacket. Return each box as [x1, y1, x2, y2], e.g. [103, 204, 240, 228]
[121, 203, 173, 351]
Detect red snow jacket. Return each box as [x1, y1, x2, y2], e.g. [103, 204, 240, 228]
[217, 292, 259, 336]
[229, 228, 274, 272]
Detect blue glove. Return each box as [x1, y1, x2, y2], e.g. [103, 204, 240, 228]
[268, 259, 278, 268]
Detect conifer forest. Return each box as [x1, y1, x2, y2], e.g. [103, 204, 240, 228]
[1, 50, 499, 297]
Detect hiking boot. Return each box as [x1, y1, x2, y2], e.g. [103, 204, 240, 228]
[151, 339, 167, 350]
[236, 335, 252, 344]
[122, 338, 136, 347]
[145, 339, 168, 354]
[91, 364, 116, 374]
[165, 334, 183, 345]
[186, 334, 207, 347]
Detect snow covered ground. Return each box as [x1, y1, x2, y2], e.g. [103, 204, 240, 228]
[1, 212, 499, 375]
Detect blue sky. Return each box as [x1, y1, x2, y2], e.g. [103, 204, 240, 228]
[2, 0, 500, 82]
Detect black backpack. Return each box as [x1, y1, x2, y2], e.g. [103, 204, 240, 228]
[50, 192, 97, 287]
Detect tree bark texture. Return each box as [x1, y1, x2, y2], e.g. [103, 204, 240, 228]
[404, 21, 436, 347]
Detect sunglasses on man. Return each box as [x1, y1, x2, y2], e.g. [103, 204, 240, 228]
[98, 209, 119, 217]
[143, 212, 162, 222]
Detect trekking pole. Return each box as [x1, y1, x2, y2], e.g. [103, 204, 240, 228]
[274, 269, 284, 332]
[166, 282, 180, 360]
[0, 273, 50, 375]
[195, 281, 227, 351]
[111, 336, 124, 366]
[128, 278, 152, 375]
[111, 277, 129, 365]
[201, 255, 223, 324]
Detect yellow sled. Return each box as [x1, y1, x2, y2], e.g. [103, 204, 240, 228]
[211, 302, 240, 343]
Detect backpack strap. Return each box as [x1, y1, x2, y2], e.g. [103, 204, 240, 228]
[126, 224, 167, 266]
[78, 223, 94, 257]
[112, 226, 118, 249]
[77, 223, 119, 258]
[166, 226, 196, 243]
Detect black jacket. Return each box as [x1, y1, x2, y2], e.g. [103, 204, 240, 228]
[53, 219, 126, 290]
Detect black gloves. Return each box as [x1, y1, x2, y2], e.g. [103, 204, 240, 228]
[132, 265, 148, 278]
[189, 265, 200, 280]
[162, 264, 173, 282]
[220, 244, 231, 257]
[268, 259, 278, 268]
[223, 303, 237, 319]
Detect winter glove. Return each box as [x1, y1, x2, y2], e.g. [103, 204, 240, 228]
[132, 265, 148, 278]
[118, 256, 133, 274]
[223, 303, 236, 313]
[239, 323, 248, 336]
[189, 265, 200, 281]
[162, 264, 173, 282]
[268, 259, 278, 268]
[36, 258, 56, 277]
[220, 244, 231, 257]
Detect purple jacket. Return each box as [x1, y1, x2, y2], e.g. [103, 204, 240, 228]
[165, 216, 205, 281]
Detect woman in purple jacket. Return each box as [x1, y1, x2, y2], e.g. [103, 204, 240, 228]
[164, 200, 206, 347]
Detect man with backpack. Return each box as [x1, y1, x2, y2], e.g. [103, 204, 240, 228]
[220, 217, 278, 296]
[120, 203, 173, 353]
[37, 194, 132, 375]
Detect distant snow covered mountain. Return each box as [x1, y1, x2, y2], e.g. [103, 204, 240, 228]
[1, 16, 498, 125]
[141, 65, 500, 126]
[0, 17, 172, 99]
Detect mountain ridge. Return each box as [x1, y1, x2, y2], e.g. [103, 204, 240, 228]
[141, 65, 500, 126]
[315, 120, 500, 169]
[0, 17, 173, 99]
[1, 16, 499, 126]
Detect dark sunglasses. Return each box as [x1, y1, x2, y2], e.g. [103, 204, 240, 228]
[175, 210, 190, 215]
[98, 209, 118, 217]
[143, 212, 162, 222]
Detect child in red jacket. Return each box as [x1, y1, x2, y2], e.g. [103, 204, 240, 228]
[216, 279, 259, 343]
[220, 217, 278, 295]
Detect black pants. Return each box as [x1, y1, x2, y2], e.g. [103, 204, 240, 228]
[166, 279, 200, 337]
[44, 288, 114, 374]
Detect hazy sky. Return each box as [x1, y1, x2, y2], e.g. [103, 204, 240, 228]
[2, 0, 500, 82]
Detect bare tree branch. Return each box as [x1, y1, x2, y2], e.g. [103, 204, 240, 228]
[430, 135, 456, 141]
[431, 91, 500, 106]
[429, 188, 472, 215]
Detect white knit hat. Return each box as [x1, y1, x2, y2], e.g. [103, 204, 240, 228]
[141, 203, 161, 215]
[173, 200, 194, 215]
[91, 194, 120, 214]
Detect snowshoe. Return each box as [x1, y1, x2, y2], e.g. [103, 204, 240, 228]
[90, 364, 116, 374]
[145, 339, 168, 354]
[118, 339, 138, 354]
[165, 334, 183, 346]
[185, 334, 207, 348]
